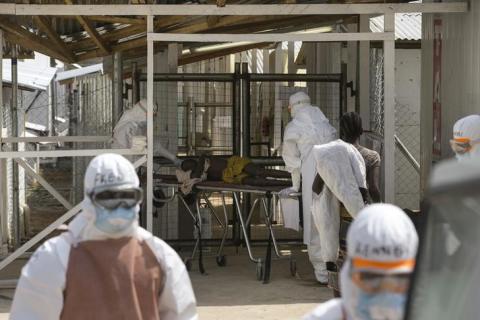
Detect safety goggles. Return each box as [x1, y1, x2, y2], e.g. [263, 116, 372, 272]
[89, 187, 143, 210]
[351, 270, 411, 294]
[450, 137, 480, 155]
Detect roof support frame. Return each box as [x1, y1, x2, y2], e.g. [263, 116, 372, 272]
[0, 3, 467, 16]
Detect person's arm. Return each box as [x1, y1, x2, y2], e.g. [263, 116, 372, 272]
[282, 135, 302, 191]
[312, 173, 325, 195]
[150, 237, 198, 320]
[157, 143, 180, 165]
[368, 165, 381, 203]
[10, 237, 68, 320]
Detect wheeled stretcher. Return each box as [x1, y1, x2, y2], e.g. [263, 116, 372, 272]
[152, 174, 300, 283]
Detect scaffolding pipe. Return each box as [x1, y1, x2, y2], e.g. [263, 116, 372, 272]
[131, 62, 139, 105]
[242, 63, 250, 158]
[248, 73, 342, 82]
[11, 46, 20, 248]
[395, 135, 420, 173]
[139, 73, 235, 82]
[0, 29, 7, 252]
[113, 51, 123, 127]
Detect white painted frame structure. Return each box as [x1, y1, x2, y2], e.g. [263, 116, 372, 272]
[0, 2, 468, 271]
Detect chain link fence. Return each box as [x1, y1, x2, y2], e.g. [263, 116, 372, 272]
[370, 48, 421, 210]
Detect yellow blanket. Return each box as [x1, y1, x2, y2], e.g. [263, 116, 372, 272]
[222, 156, 251, 184]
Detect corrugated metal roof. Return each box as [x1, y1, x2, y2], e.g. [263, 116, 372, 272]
[370, 13, 422, 41]
[2, 53, 57, 90]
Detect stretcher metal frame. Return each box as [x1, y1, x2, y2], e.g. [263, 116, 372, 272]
[153, 176, 299, 283]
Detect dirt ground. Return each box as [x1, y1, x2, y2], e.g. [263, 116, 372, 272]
[0, 245, 331, 320]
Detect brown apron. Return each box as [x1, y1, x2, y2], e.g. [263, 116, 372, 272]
[61, 237, 163, 320]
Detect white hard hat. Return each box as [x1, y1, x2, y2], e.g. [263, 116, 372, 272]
[289, 91, 311, 116]
[347, 204, 418, 274]
[84, 153, 139, 195]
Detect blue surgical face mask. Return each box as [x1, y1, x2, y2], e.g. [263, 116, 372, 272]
[94, 206, 136, 234]
[354, 290, 406, 320]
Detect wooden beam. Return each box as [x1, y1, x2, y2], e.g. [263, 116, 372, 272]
[12, 3, 469, 16]
[179, 42, 271, 66]
[88, 16, 146, 25]
[67, 16, 186, 54]
[65, 0, 110, 55]
[33, 16, 76, 62]
[0, 20, 70, 62]
[68, 24, 145, 52]
[76, 36, 147, 62]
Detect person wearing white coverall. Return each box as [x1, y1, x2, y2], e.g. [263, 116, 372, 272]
[113, 99, 182, 167]
[303, 204, 419, 320]
[311, 139, 367, 270]
[10, 154, 198, 320]
[281, 91, 336, 283]
[450, 114, 480, 161]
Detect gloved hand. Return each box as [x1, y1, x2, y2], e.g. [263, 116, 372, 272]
[291, 169, 301, 191]
[279, 187, 299, 198]
[174, 158, 183, 168]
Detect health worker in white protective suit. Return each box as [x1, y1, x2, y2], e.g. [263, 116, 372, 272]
[450, 114, 480, 161]
[280, 91, 337, 283]
[303, 204, 419, 320]
[10, 154, 198, 320]
[113, 99, 182, 167]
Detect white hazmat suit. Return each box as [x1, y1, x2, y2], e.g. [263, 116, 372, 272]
[451, 114, 480, 161]
[303, 204, 419, 320]
[10, 154, 198, 320]
[281, 91, 336, 282]
[311, 139, 366, 263]
[113, 99, 181, 166]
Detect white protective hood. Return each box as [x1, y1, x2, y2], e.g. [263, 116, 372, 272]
[453, 114, 480, 160]
[341, 204, 418, 320]
[74, 153, 141, 241]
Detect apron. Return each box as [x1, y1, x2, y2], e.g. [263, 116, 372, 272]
[301, 149, 316, 245]
[61, 237, 163, 320]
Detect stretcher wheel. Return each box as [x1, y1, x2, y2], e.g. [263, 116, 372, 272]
[256, 260, 265, 281]
[184, 258, 193, 271]
[216, 255, 227, 267]
[290, 259, 297, 277]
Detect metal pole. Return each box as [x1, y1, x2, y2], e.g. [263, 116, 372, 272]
[146, 15, 154, 233]
[241, 62, 250, 158]
[113, 51, 123, 127]
[0, 29, 6, 252]
[233, 63, 241, 155]
[131, 62, 138, 105]
[11, 46, 20, 248]
[50, 59, 57, 137]
[383, 13, 396, 203]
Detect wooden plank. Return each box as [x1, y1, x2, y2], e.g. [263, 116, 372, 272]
[88, 15, 146, 25]
[0, 20, 70, 62]
[33, 16, 76, 62]
[65, 0, 110, 55]
[12, 3, 469, 16]
[148, 32, 395, 43]
[67, 24, 146, 52]
[179, 42, 271, 66]
[76, 36, 147, 61]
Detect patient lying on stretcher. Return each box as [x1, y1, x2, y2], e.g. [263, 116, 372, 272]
[181, 156, 292, 187]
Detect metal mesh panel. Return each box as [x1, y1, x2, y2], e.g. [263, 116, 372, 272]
[139, 79, 234, 240]
[369, 48, 420, 209]
[12, 73, 114, 239]
[249, 80, 341, 157]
